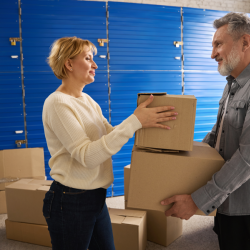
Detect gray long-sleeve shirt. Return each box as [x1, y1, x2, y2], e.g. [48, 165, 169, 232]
[191, 63, 250, 216]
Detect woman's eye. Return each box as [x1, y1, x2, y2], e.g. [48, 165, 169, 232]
[86, 57, 91, 60]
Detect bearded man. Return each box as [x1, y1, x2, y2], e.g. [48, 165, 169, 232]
[161, 12, 250, 250]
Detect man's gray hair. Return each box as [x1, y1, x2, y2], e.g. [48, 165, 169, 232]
[214, 12, 250, 40]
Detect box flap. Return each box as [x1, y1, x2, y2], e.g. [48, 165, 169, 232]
[109, 208, 144, 226]
[29, 180, 52, 186]
[5, 179, 52, 191]
[37, 186, 51, 192]
[122, 216, 142, 226]
[109, 208, 146, 218]
[110, 214, 126, 224]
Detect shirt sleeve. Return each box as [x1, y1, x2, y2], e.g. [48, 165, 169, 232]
[94, 100, 115, 134]
[192, 107, 250, 215]
[47, 101, 142, 169]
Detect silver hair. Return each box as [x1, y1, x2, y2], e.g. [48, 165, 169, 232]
[213, 12, 250, 40]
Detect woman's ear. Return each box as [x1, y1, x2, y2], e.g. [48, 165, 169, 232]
[64, 59, 73, 71]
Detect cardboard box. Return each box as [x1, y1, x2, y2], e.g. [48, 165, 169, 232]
[124, 165, 182, 247]
[6, 179, 53, 225]
[127, 142, 224, 215]
[125, 166, 182, 246]
[109, 208, 147, 250]
[135, 93, 197, 151]
[0, 191, 7, 214]
[0, 148, 45, 190]
[5, 219, 51, 247]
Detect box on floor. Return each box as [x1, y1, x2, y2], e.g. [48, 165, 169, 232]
[5, 219, 52, 247]
[135, 93, 197, 151]
[5, 179, 53, 225]
[0, 148, 45, 190]
[6, 208, 147, 250]
[124, 165, 183, 247]
[127, 142, 224, 216]
[0, 191, 7, 214]
[109, 208, 147, 250]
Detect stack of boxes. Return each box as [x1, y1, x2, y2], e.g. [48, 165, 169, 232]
[0, 147, 52, 247]
[0, 148, 45, 215]
[125, 93, 225, 247]
[5, 179, 53, 247]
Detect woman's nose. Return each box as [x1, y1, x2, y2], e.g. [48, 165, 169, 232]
[92, 61, 98, 69]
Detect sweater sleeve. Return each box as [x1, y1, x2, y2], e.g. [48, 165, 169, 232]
[47, 101, 142, 169]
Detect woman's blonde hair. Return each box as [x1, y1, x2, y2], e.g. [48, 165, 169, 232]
[47, 37, 97, 79]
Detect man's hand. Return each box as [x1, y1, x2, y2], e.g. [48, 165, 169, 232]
[161, 194, 198, 220]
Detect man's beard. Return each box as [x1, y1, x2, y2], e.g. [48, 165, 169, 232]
[217, 45, 241, 76]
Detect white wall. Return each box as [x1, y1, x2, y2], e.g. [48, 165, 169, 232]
[93, 0, 250, 13]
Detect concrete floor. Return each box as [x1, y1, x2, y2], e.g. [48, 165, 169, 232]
[0, 196, 220, 250]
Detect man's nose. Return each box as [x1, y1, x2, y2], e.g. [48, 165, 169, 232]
[211, 47, 217, 59]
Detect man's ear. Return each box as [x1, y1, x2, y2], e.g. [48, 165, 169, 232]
[242, 34, 250, 52]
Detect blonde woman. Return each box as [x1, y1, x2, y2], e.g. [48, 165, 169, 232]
[42, 37, 178, 250]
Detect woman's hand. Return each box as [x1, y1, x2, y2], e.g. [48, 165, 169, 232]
[134, 95, 178, 129]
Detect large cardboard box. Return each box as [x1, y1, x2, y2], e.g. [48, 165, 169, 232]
[109, 208, 147, 250]
[135, 93, 197, 151]
[124, 165, 182, 247]
[127, 142, 224, 215]
[5, 219, 52, 247]
[0, 191, 7, 214]
[0, 148, 45, 190]
[6, 179, 53, 225]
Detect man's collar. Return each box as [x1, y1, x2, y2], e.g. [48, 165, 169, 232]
[232, 63, 250, 88]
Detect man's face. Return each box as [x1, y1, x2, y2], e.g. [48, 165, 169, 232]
[211, 24, 241, 76]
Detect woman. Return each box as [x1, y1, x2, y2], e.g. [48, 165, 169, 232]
[42, 37, 177, 250]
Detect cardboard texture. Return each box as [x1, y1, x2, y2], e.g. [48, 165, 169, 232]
[135, 93, 197, 151]
[6, 179, 53, 225]
[109, 208, 147, 250]
[0, 191, 7, 214]
[127, 142, 224, 216]
[0, 148, 45, 190]
[5, 219, 52, 247]
[124, 165, 183, 247]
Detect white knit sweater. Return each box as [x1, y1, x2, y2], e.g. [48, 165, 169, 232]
[42, 91, 142, 190]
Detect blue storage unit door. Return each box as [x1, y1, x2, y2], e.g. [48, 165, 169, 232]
[183, 8, 228, 141]
[0, 1, 26, 150]
[108, 2, 182, 196]
[21, 0, 111, 196]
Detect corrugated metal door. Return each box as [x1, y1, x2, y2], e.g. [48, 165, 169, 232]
[21, 0, 111, 195]
[0, 1, 26, 150]
[183, 8, 228, 141]
[108, 2, 182, 196]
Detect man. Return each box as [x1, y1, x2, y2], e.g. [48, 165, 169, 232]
[161, 12, 250, 250]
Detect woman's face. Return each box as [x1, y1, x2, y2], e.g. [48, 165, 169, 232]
[70, 48, 98, 85]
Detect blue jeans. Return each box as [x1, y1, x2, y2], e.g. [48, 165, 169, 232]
[43, 181, 116, 250]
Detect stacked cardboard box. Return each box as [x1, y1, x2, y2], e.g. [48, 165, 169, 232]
[0, 148, 45, 214]
[126, 93, 225, 247]
[5, 179, 53, 247]
[124, 165, 183, 247]
[109, 208, 147, 250]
